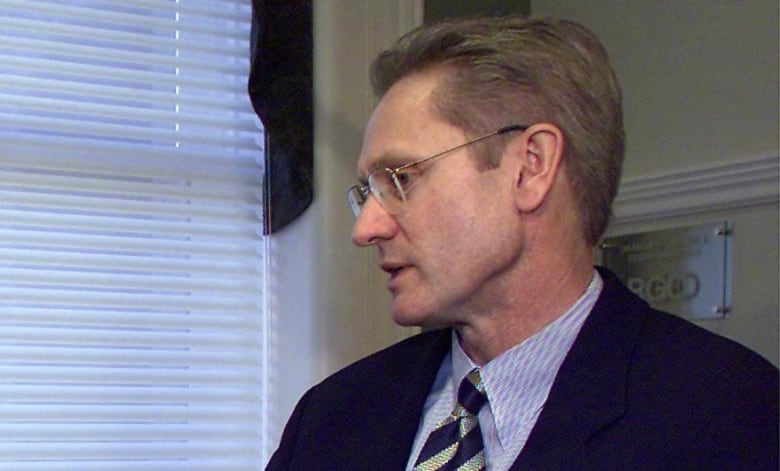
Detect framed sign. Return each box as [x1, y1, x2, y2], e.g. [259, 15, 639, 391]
[599, 222, 732, 319]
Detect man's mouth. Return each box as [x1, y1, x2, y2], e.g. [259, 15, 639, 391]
[380, 262, 408, 286]
[381, 263, 404, 277]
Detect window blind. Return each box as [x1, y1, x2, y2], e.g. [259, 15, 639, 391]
[0, 1, 267, 469]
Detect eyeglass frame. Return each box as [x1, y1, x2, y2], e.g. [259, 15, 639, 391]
[347, 124, 530, 217]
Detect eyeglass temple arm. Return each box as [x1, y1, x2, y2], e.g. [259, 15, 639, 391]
[498, 124, 529, 134]
[394, 124, 530, 172]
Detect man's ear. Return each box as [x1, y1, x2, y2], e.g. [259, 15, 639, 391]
[513, 123, 564, 212]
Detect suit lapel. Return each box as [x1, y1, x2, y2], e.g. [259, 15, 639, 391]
[354, 329, 451, 469]
[509, 269, 649, 470]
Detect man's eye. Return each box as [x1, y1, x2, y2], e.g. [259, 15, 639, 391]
[394, 171, 416, 189]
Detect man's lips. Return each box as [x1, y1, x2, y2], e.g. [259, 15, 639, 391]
[380, 262, 410, 287]
[380, 262, 405, 276]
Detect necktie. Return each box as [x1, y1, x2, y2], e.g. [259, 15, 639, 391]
[414, 368, 488, 471]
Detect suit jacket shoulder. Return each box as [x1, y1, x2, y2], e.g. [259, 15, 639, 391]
[266, 328, 451, 470]
[514, 268, 779, 471]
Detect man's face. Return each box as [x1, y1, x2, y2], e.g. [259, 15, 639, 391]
[351, 69, 525, 328]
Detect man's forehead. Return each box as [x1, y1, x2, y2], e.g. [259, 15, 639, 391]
[355, 109, 424, 176]
[354, 69, 452, 177]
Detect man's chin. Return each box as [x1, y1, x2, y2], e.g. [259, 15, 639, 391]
[390, 309, 420, 328]
[391, 302, 444, 329]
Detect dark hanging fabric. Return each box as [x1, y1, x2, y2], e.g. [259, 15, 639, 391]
[248, 0, 313, 234]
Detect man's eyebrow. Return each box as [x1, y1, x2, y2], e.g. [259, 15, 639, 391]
[359, 151, 418, 176]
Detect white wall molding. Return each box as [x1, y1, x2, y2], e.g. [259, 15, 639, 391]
[267, 0, 425, 458]
[397, 0, 424, 33]
[611, 155, 779, 228]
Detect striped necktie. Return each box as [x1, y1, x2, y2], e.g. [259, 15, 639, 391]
[414, 368, 488, 471]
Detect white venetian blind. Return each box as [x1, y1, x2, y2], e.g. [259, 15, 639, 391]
[0, 0, 267, 469]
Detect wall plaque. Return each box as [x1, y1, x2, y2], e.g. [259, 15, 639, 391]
[599, 222, 732, 319]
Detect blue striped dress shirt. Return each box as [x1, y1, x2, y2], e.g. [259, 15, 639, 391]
[406, 271, 603, 471]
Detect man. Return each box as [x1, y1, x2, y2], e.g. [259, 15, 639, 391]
[267, 16, 778, 470]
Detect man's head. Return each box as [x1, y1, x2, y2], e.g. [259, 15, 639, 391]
[349, 17, 625, 337]
[370, 16, 625, 245]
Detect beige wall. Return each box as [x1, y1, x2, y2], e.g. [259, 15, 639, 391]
[532, 0, 778, 178]
[533, 0, 779, 364]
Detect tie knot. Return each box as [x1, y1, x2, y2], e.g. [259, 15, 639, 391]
[456, 368, 487, 416]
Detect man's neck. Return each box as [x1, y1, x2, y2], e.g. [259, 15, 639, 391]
[455, 249, 595, 365]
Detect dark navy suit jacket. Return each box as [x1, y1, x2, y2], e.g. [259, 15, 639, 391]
[267, 269, 779, 470]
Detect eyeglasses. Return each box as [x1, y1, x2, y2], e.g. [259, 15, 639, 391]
[347, 124, 529, 217]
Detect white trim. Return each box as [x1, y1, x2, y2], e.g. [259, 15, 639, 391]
[611, 155, 779, 228]
[398, 0, 424, 30]
[266, 0, 426, 459]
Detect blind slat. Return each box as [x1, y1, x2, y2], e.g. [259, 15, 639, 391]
[0, 442, 258, 460]
[1, 74, 248, 110]
[0, 229, 261, 258]
[0, 269, 258, 295]
[0, 209, 259, 238]
[0, 113, 258, 149]
[0, 93, 257, 131]
[0, 16, 250, 56]
[0, 461, 258, 471]
[0, 346, 262, 368]
[0, 169, 259, 201]
[1, 0, 252, 38]
[0, 367, 260, 388]
[0, 308, 257, 330]
[0, 248, 256, 275]
[0, 189, 260, 221]
[0, 422, 259, 440]
[5, 0, 250, 18]
[1, 36, 247, 74]
[1, 53, 248, 92]
[0, 286, 260, 310]
[0, 134, 263, 176]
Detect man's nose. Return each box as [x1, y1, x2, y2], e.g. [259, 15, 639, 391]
[350, 195, 398, 246]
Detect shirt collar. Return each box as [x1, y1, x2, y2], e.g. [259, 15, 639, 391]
[450, 270, 603, 447]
